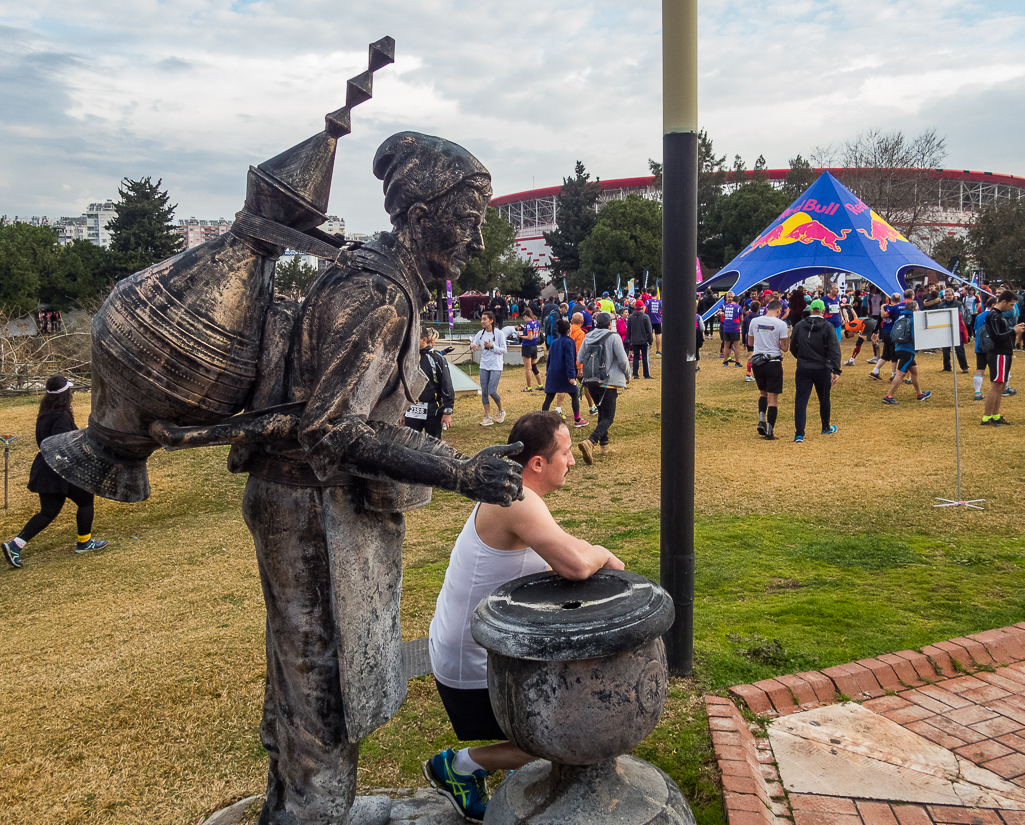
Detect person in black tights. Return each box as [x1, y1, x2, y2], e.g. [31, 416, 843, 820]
[2, 375, 107, 569]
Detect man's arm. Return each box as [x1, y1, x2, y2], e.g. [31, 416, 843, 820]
[486, 490, 624, 580]
[779, 329, 790, 353]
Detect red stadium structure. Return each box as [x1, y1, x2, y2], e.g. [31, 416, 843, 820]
[491, 169, 1025, 276]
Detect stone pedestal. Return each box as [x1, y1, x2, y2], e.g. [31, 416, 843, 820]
[471, 570, 696, 824]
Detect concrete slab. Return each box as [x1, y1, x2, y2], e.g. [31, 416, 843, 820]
[767, 703, 1025, 810]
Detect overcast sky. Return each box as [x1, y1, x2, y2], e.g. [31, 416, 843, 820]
[2, 1, 1023, 234]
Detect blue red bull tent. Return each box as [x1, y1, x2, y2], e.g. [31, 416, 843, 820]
[699, 171, 953, 319]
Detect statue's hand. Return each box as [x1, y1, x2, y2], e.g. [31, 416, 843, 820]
[456, 442, 524, 506]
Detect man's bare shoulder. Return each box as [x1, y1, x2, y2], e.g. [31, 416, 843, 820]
[476, 486, 549, 551]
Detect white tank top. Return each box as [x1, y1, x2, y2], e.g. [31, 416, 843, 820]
[429, 503, 548, 689]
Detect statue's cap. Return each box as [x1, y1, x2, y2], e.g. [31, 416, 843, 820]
[373, 132, 490, 219]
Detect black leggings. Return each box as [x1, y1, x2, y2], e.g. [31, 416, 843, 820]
[793, 367, 832, 437]
[19, 486, 95, 542]
[542, 387, 580, 417]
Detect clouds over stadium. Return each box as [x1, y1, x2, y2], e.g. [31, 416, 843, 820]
[1, 0, 1023, 233]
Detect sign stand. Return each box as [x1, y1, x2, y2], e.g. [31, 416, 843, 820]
[915, 310, 985, 509]
[1, 434, 15, 509]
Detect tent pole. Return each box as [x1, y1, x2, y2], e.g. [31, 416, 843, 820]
[661, 0, 697, 676]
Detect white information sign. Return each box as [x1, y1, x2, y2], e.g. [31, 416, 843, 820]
[914, 308, 958, 351]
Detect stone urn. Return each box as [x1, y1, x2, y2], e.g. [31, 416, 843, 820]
[471, 570, 696, 825]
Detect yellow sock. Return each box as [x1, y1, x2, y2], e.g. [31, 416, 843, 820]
[78, 533, 91, 544]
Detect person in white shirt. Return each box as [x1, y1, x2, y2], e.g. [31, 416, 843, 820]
[470, 311, 507, 426]
[423, 411, 625, 822]
[747, 300, 790, 440]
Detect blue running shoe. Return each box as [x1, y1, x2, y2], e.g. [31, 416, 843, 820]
[75, 538, 108, 554]
[882, 396, 898, 405]
[793, 435, 804, 443]
[423, 748, 490, 823]
[917, 391, 932, 401]
[3, 540, 23, 569]
[821, 425, 838, 435]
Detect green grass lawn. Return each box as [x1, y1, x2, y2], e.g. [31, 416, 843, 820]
[2, 345, 1024, 824]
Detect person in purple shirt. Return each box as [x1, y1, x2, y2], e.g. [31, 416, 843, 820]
[869, 292, 906, 381]
[822, 284, 843, 342]
[720, 291, 744, 368]
[645, 296, 663, 356]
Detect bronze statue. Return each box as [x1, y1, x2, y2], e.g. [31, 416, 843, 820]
[41, 37, 525, 825]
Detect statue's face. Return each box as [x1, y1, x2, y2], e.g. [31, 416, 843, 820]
[413, 185, 489, 281]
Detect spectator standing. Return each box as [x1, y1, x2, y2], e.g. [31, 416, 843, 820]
[788, 286, 807, 323]
[790, 299, 842, 443]
[470, 311, 507, 426]
[405, 328, 455, 438]
[3, 376, 108, 569]
[627, 300, 654, 379]
[748, 301, 790, 440]
[490, 293, 508, 329]
[822, 284, 843, 342]
[577, 312, 630, 463]
[938, 288, 970, 373]
[542, 318, 588, 427]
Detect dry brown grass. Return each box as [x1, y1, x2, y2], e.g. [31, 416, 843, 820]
[0, 339, 1022, 823]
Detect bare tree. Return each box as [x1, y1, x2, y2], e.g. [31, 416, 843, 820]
[812, 128, 946, 242]
[1, 305, 91, 392]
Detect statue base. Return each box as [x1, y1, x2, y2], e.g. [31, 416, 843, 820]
[483, 756, 696, 825]
[201, 790, 467, 825]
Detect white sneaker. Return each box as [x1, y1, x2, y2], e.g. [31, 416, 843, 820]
[866, 357, 878, 364]
[495, 410, 507, 424]
[744, 375, 755, 382]
[844, 358, 855, 366]
[480, 416, 494, 426]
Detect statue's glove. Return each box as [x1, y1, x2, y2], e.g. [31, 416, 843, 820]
[456, 443, 524, 507]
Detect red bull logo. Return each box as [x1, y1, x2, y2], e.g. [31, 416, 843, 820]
[856, 210, 907, 251]
[740, 212, 850, 256]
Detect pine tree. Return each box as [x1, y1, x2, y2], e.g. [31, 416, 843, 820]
[107, 177, 183, 279]
[544, 161, 602, 289]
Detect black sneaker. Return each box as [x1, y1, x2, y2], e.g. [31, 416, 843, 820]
[75, 538, 108, 554]
[994, 418, 1014, 426]
[3, 540, 23, 569]
[757, 421, 767, 436]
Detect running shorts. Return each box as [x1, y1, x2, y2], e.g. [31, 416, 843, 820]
[434, 679, 505, 741]
[895, 350, 916, 374]
[520, 344, 538, 359]
[988, 352, 1013, 384]
[722, 332, 740, 342]
[752, 359, 784, 394]
[652, 323, 663, 334]
[976, 352, 988, 371]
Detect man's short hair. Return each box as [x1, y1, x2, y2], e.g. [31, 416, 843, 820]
[559, 302, 569, 311]
[905, 300, 917, 310]
[904, 289, 915, 299]
[507, 412, 566, 466]
[750, 300, 761, 313]
[766, 300, 782, 312]
[556, 317, 571, 335]
[998, 289, 1017, 304]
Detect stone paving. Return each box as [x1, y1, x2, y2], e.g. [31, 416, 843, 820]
[709, 624, 1025, 825]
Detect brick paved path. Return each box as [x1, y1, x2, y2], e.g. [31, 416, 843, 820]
[709, 624, 1025, 824]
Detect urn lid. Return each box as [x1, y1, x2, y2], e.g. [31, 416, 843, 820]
[471, 570, 674, 661]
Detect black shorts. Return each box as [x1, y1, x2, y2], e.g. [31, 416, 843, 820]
[652, 323, 663, 334]
[520, 344, 538, 359]
[435, 679, 505, 741]
[989, 352, 1012, 383]
[976, 352, 988, 371]
[752, 359, 784, 393]
[722, 331, 740, 342]
[881, 333, 895, 363]
[895, 350, 916, 373]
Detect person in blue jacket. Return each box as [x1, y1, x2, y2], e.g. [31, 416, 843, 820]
[541, 317, 588, 428]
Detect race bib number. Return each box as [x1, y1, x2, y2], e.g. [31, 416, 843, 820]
[406, 402, 428, 420]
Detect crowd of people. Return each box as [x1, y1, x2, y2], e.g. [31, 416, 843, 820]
[710, 281, 1025, 438]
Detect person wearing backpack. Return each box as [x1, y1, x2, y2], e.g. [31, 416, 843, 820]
[404, 328, 455, 438]
[790, 299, 842, 442]
[883, 300, 932, 405]
[981, 290, 1025, 426]
[972, 296, 996, 401]
[576, 312, 630, 463]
